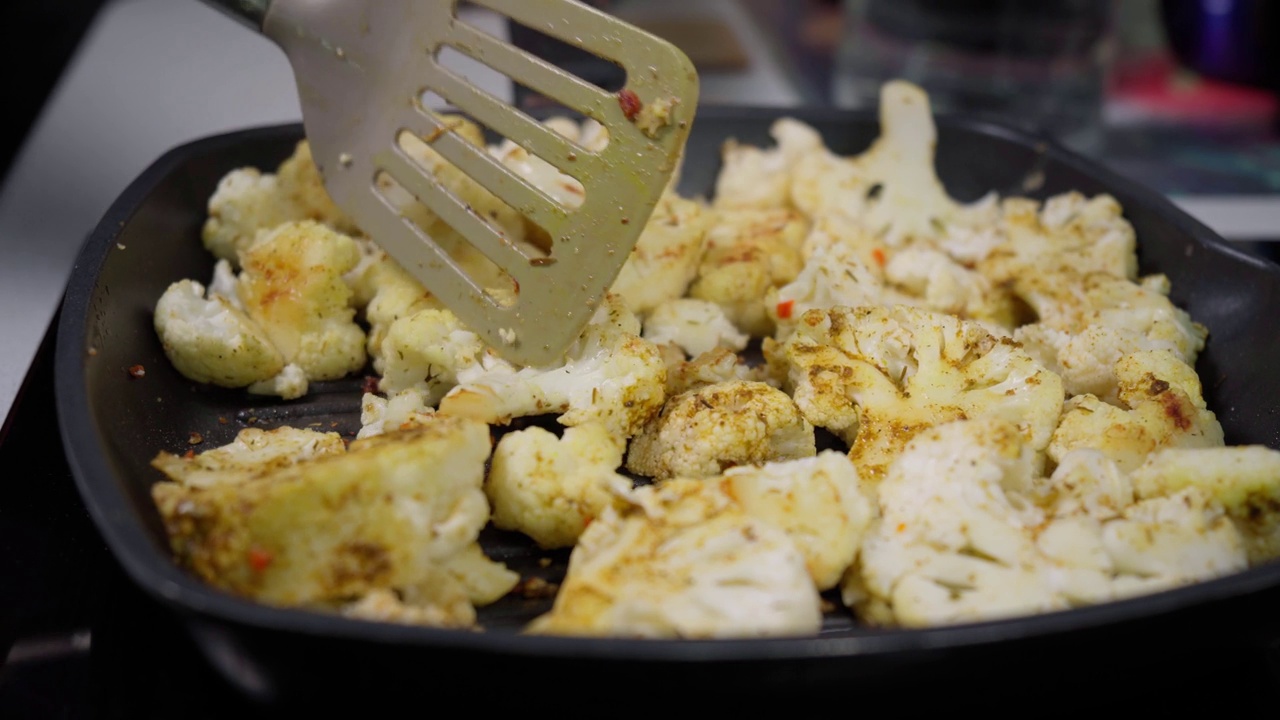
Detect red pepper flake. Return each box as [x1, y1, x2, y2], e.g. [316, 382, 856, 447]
[775, 299, 795, 319]
[582, 516, 594, 529]
[896, 522, 906, 533]
[127, 364, 146, 379]
[182, 449, 196, 460]
[217, 416, 229, 425]
[617, 89, 642, 121]
[247, 547, 274, 572]
[871, 248, 887, 267]
[361, 376, 380, 394]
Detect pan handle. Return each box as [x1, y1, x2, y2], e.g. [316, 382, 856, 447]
[200, 0, 274, 30]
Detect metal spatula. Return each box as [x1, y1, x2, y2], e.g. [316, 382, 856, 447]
[204, 0, 699, 366]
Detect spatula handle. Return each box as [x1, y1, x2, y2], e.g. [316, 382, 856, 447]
[201, 0, 274, 30]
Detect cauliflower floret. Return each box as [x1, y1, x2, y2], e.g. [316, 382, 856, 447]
[376, 307, 490, 404]
[850, 420, 1089, 628]
[1049, 350, 1224, 473]
[883, 246, 1018, 329]
[1102, 489, 1246, 597]
[609, 192, 710, 314]
[713, 117, 824, 209]
[358, 388, 436, 439]
[154, 279, 284, 388]
[687, 208, 808, 337]
[200, 168, 292, 263]
[789, 82, 990, 247]
[1130, 446, 1280, 564]
[151, 426, 346, 488]
[438, 294, 666, 444]
[150, 419, 510, 619]
[527, 478, 822, 638]
[338, 543, 519, 629]
[766, 241, 912, 340]
[642, 299, 748, 358]
[486, 423, 631, 549]
[848, 418, 1244, 628]
[200, 141, 357, 263]
[662, 346, 760, 396]
[626, 380, 816, 480]
[980, 192, 1138, 286]
[237, 221, 367, 381]
[247, 363, 308, 400]
[355, 251, 441, 370]
[772, 305, 1064, 485]
[1013, 271, 1207, 401]
[721, 451, 871, 590]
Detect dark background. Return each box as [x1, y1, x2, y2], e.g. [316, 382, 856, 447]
[0, 2, 108, 187]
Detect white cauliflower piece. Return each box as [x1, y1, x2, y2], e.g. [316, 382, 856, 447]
[772, 305, 1064, 484]
[980, 192, 1138, 286]
[237, 221, 367, 381]
[358, 388, 436, 439]
[790, 81, 991, 246]
[713, 117, 824, 209]
[151, 426, 346, 489]
[849, 418, 1252, 628]
[376, 307, 489, 404]
[486, 423, 630, 549]
[642, 299, 748, 358]
[662, 346, 760, 396]
[438, 294, 666, 444]
[1131, 446, 1280, 564]
[1049, 350, 1224, 473]
[721, 451, 872, 589]
[1102, 489, 1246, 597]
[247, 363, 308, 400]
[200, 141, 357, 263]
[767, 241, 912, 340]
[609, 192, 710, 314]
[154, 279, 284, 388]
[883, 246, 1018, 329]
[1013, 272, 1207, 401]
[527, 478, 822, 638]
[851, 420, 1093, 628]
[626, 380, 816, 480]
[687, 208, 809, 337]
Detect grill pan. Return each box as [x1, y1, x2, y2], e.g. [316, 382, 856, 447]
[54, 106, 1280, 706]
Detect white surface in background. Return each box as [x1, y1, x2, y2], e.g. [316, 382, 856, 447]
[0, 0, 801, 424]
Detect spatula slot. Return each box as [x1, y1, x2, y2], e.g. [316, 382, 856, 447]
[372, 169, 521, 310]
[455, 0, 628, 93]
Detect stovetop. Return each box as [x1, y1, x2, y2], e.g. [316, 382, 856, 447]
[4, 315, 1280, 717]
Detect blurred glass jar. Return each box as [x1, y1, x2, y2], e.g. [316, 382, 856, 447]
[833, 0, 1116, 154]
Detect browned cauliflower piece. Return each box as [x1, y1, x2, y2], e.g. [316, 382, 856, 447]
[236, 220, 367, 381]
[1048, 350, 1224, 473]
[486, 423, 630, 549]
[771, 305, 1064, 485]
[721, 451, 872, 590]
[150, 418, 516, 625]
[687, 208, 809, 337]
[151, 426, 345, 489]
[626, 380, 816, 480]
[609, 192, 711, 314]
[527, 478, 822, 638]
[1130, 445, 1280, 564]
[1013, 272, 1207, 402]
[979, 192, 1138, 286]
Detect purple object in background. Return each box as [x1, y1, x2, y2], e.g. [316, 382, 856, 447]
[1161, 0, 1280, 91]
